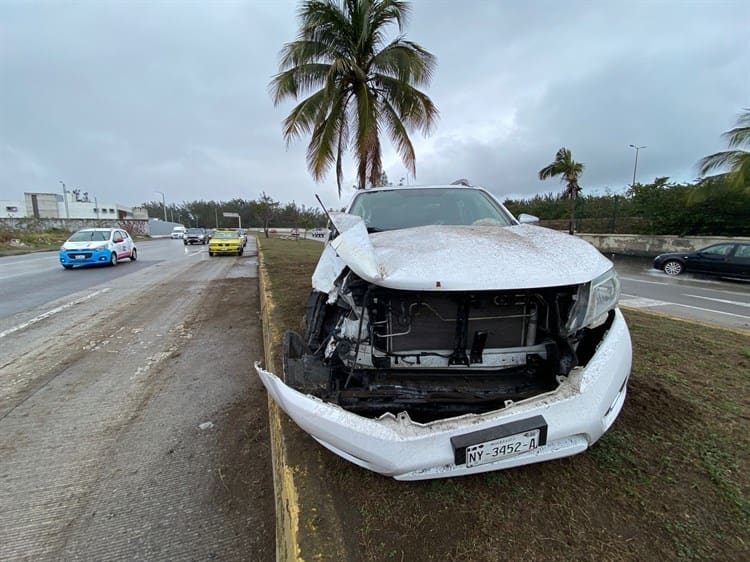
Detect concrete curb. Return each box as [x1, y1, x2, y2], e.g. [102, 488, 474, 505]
[256, 238, 302, 561]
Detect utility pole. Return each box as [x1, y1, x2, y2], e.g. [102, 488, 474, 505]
[628, 145, 647, 188]
[154, 190, 167, 221]
[59, 180, 70, 219]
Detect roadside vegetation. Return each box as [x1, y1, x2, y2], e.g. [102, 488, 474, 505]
[0, 227, 69, 255]
[259, 236, 749, 561]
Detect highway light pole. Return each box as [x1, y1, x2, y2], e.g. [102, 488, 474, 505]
[629, 144, 647, 188]
[154, 190, 167, 221]
[59, 180, 70, 219]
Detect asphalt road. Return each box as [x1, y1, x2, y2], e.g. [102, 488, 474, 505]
[612, 255, 750, 333]
[0, 238, 274, 561]
[0, 238, 206, 321]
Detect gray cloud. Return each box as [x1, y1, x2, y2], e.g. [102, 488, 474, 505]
[1, 0, 748, 209]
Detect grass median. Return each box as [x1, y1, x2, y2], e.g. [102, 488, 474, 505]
[259, 236, 749, 561]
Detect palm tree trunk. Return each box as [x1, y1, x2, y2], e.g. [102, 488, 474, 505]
[568, 189, 576, 235]
[357, 157, 368, 190]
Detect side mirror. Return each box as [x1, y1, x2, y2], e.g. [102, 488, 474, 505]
[518, 213, 539, 224]
[114, 237, 124, 243]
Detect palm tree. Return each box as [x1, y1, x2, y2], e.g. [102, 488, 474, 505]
[270, 0, 438, 195]
[538, 147, 584, 235]
[698, 108, 750, 191]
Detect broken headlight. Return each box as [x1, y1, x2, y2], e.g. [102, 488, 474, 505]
[565, 268, 621, 334]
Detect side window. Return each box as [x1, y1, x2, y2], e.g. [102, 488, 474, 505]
[734, 245, 750, 259]
[702, 244, 733, 256]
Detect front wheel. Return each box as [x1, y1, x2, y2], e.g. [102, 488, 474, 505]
[130, 248, 138, 261]
[110, 252, 118, 266]
[663, 260, 684, 276]
[209, 251, 214, 256]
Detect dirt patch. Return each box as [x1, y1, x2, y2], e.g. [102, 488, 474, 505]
[203, 279, 275, 562]
[259, 237, 749, 562]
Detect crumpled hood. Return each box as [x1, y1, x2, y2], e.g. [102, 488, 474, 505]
[324, 214, 612, 291]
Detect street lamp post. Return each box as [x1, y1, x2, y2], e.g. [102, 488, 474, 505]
[59, 180, 70, 219]
[628, 144, 647, 188]
[154, 190, 167, 221]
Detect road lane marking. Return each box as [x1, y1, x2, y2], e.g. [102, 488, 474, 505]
[620, 294, 670, 307]
[620, 277, 670, 286]
[684, 294, 750, 308]
[620, 293, 750, 319]
[0, 288, 111, 339]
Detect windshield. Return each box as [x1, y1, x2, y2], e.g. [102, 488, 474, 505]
[348, 188, 515, 231]
[68, 230, 110, 242]
[212, 231, 237, 239]
[186, 229, 203, 234]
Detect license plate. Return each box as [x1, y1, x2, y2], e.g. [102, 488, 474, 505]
[74, 255, 85, 260]
[465, 429, 541, 467]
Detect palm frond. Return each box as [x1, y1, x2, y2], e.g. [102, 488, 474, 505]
[369, 39, 436, 85]
[374, 74, 438, 134]
[381, 98, 416, 175]
[281, 89, 331, 143]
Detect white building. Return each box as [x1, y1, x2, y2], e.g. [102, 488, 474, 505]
[0, 200, 27, 218]
[22, 191, 147, 220]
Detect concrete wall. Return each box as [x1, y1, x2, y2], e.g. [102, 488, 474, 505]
[577, 233, 750, 257]
[0, 217, 151, 235]
[25, 193, 60, 218]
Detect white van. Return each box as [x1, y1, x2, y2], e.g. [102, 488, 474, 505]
[170, 226, 187, 239]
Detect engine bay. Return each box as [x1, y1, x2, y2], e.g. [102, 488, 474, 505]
[284, 271, 614, 422]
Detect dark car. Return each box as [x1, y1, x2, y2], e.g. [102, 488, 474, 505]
[184, 228, 207, 245]
[653, 243, 750, 279]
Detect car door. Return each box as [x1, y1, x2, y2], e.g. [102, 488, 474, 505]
[686, 244, 735, 276]
[726, 244, 750, 278]
[113, 230, 128, 257]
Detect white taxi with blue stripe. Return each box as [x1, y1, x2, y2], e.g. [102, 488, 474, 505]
[59, 228, 137, 269]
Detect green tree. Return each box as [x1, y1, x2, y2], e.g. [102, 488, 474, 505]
[698, 108, 750, 191]
[538, 147, 585, 234]
[256, 192, 280, 238]
[270, 0, 438, 195]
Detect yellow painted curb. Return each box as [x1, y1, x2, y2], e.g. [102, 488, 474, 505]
[257, 237, 303, 562]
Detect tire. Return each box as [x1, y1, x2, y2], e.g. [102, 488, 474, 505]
[130, 248, 138, 261]
[63, 264, 73, 270]
[110, 252, 118, 266]
[238, 247, 243, 256]
[184, 241, 187, 246]
[209, 251, 214, 256]
[663, 260, 684, 276]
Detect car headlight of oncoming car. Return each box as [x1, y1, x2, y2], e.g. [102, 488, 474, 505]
[93, 244, 109, 251]
[566, 268, 621, 333]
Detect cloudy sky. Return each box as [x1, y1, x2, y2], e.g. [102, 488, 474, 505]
[1, 0, 748, 210]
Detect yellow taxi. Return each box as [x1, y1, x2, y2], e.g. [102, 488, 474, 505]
[208, 229, 244, 256]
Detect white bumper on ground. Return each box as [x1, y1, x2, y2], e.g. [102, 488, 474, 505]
[256, 309, 631, 481]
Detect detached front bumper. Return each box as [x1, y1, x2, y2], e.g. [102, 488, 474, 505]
[256, 309, 632, 480]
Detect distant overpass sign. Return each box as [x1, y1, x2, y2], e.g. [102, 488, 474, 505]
[222, 212, 241, 229]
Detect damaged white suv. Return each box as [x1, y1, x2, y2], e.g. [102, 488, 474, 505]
[256, 185, 631, 480]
